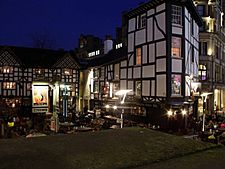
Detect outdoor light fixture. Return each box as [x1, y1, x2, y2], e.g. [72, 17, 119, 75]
[167, 110, 173, 117]
[113, 105, 117, 110]
[115, 89, 132, 104]
[115, 89, 132, 128]
[181, 109, 187, 116]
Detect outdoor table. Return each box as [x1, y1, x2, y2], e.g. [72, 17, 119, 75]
[59, 122, 75, 131]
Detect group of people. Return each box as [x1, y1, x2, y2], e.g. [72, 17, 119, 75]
[4, 116, 32, 138]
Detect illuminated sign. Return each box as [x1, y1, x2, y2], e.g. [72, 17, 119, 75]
[32, 84, 49, 113]
[32, 85, 48, 106]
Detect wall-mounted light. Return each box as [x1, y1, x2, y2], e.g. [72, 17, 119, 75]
[167, 110, 173, 117]
[181, 109, 187, 116]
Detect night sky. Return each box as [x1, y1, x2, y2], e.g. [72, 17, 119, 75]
[0, 0, 144, 50]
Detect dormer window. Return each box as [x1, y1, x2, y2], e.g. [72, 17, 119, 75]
[88, 50, 100, 57]
[116, 43, 123, 49]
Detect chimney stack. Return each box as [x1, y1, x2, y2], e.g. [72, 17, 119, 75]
[104, 35, 113, 54]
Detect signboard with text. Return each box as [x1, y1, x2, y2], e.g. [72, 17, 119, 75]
[32, 84, 49, 113]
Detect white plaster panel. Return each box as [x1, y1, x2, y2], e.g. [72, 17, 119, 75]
[143, 45, 148, 64]
[156, 58, 166, 72]
[156, 12, 166, 33]
[156, 75, 166, 97]
[128, 54, 134, 66]
[147, 18, 153, 42]
[121, 60, 127, 67]
[128, 68, 132, 79]
[172, 26, 182, 35]
[128, 81, 134, 91]
[142, 80, 150, 96]
[120, 68, 127, 79]
[156, 3, 165, 12]
[147, 9, 154, 16]
[128, 33, 134, 52]
[151, 80, 155, 96]
[120, 80, 126, 90]
[133, 67, 141, 78]
[143, 65, 155, 78]
[172, 59, 182, 73]
[128, 18, 136, 32]
[185, 17, 190, 39]
[154, 16, 165, 40]
[149, 43, 155, 63]
[135, 29, 146, 46]
[156, 41, 166, 57]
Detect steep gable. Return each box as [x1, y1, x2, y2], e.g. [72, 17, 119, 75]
[0, 47, 22, 66]
[52, 53, 80, 69]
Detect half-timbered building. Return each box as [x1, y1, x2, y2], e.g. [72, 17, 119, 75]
[0, 46, 80, 119]
[119, 0, 202, 125]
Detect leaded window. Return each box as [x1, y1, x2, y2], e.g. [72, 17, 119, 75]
[172, 5, 182, 25]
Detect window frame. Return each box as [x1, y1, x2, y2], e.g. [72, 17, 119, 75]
[171, 74, 182, 96]
[172, 5, 182, 26]
[135, 47, 142, 65]
[199, 64, 207, 81]
[171, 36, 182, 58]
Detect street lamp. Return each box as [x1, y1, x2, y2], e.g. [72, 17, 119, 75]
[200, 92, 213, 132]
[115, 89, 132, 128]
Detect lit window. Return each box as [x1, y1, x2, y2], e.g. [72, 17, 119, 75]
[1, 66, 13, 74]
[116, 43, 123, 49]
[3, 82, 16, 89]
[35, 69, 44, 74]
[171, 37, 181, 58]
[172, 5, 182, 25]
[199, 64, 207, 81]
[171, 74, 181, 95]
[88, 51, 95, 57]
[63, 69, 72, 75]
[95, 50, 100, 55]
[136, 48, 142, 65]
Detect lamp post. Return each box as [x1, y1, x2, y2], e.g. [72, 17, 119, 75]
[200, 92, 213, 132]
[115, 89, 132, 128]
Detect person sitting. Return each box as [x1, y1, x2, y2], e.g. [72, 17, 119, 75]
[220, 120, 225, 128]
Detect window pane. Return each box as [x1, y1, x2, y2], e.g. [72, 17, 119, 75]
[135, 81, 141, 96]
[171, 75, 181, 95]
[172, 5, 182, 25]
[136, 48, 142, 65]
[171, 37, 181, 57]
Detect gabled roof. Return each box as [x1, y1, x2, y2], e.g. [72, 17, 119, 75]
[9, 46, 66, 68]
[52, 52, 80, 69]
[87, 47, 127, 68]
[0, 46, 22, 66]
[0, 46, 67, 68]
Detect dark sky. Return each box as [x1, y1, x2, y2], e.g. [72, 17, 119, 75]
[0, 0, 144, 50]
